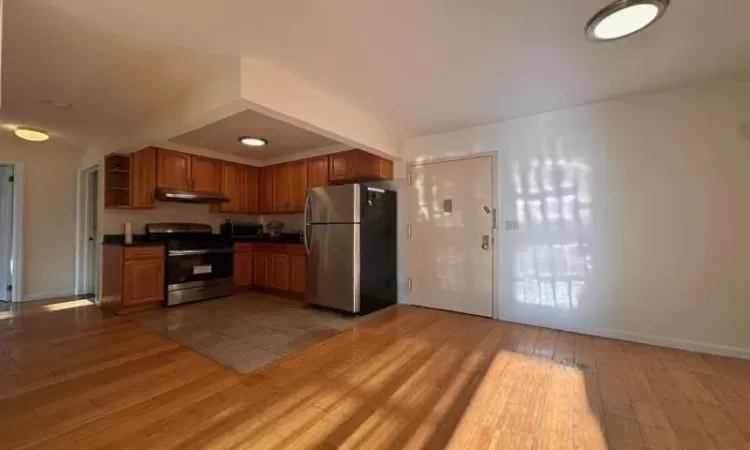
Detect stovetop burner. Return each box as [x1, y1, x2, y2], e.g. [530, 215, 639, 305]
[145, 223, 232, 251]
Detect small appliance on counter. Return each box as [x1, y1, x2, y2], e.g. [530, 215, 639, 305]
[265, 221, 285, 238]
[220, 220, 264, 240]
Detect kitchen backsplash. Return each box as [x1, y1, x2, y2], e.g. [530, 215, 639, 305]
[102, 201, 303, 235]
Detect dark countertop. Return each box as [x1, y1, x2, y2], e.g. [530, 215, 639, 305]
[233, 234, 303, 245]
[102, 234, 165, 246]
[103, 233, 304, 246]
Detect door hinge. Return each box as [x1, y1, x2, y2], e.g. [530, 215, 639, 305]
[407, 277, 412, 292]
[407, 224, 412, 239]
[407, 171, 412, 186]
[8, 176, 14, 183]
[6, 284, 11, 292]
[492, 208, 497, 229]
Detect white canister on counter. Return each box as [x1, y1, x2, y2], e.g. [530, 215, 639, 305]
[124, 221, 133, 244]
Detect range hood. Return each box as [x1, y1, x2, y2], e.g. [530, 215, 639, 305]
[156, 188, 229, 204]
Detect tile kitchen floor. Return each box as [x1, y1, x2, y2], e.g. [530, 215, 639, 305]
[128, 292, 388, 373]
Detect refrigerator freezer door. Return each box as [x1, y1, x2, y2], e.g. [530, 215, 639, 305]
[307, 184, 360, 224]
[307, 223, 360, 313]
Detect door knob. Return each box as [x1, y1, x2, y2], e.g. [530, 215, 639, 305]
[481, 235, 490, 250]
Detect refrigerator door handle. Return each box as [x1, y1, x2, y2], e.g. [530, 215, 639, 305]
[303, 194, 311, 254]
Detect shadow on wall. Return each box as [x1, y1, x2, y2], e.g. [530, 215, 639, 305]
[511, 153, 594, 311]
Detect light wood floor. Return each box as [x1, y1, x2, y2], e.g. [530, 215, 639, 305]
[2, 299, 750, 449]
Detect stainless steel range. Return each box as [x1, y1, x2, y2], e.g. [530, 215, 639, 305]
[146, 223, 233, 306]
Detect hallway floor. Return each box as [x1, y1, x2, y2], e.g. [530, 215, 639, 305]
[1, 297, 749, 449]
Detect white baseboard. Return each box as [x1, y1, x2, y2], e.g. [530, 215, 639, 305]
[22, 290, 75, 302]
[500, 313, 750, 360]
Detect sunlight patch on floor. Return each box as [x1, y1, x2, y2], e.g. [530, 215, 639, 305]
[40, 299, 94, 312]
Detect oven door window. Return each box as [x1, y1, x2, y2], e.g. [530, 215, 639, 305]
[167, 252, 233, 286]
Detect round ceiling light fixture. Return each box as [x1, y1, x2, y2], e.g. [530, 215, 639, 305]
[238, 136, 268, 147]
[14, 127, 50, 142]
[585, 0, 670, 42]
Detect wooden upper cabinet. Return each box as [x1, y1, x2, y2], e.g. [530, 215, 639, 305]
[272, 164, 288, 212]
[245, 166, 259, 213]
[378, 158, 394, 180]
[286, 160, 308, 212]
[259, 166, 274, 213]
[191, 156, 220, 193]
[351, 150, 392, 179]
[219, 162, 244, 213]
[328, 150, 393, 183]
[349, 150, 374, 178]
[156, 148, 191, 190]
[307, 156, 328, 188]
[104, 149, 156, 210]
[156, 149, 220, 193]
[221, 163, 259, 213]
[268, 161, 308, 213]
[329, 152, 351, 182]
[131, 148, 157, 209]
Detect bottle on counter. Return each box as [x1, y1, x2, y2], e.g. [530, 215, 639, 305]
[124, 221, 133, 244]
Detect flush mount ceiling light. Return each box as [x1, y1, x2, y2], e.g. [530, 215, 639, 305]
[238, 136, 268, 147]
[586, 0, 669, 42]
[14, 127, 50, 142]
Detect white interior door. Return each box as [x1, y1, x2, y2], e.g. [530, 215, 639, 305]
[407, 156, 495, 317]
[0, 166, 14, 301]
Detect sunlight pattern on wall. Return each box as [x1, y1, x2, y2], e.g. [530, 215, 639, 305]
[512, 155, 593, 309]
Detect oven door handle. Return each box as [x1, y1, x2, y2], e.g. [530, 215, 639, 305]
[168, 248, 233, 256]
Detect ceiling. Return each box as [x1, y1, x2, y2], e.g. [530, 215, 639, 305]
[0, 1, 236, 148]
[4, 0, 750, 149]
[170, 109, 338, 160]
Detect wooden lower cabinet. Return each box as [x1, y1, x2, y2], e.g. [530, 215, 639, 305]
[253, 254, 270, 288]
[233, 252, 253, 288]
[290, 254, 307, 294]
[102, 244, 165, 314]
[271, 254, 289, 291]
[123, 259, 164, 306]
[246, 244, 305, 298]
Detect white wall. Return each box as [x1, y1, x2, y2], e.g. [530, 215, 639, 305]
[404, 76, 750, 358]
[0, 134, 83, 300]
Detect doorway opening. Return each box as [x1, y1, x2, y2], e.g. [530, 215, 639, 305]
[76, 165, 99, 301]
[0, 165, 16, 303]
[406, 155, 497, 317]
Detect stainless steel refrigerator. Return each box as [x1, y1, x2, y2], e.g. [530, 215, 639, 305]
[303, 183, 397, 314]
